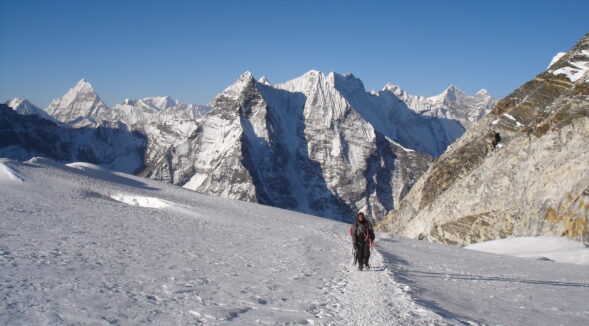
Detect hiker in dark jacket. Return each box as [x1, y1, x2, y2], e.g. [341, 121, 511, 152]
[351, 212, 375, 271]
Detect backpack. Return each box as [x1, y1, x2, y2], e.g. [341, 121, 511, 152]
[350, 221, 373, 241]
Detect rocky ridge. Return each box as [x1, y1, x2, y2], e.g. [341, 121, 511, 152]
[378, 33, 589, 246]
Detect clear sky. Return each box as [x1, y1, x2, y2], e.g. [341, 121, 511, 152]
[1, 0, 588, 108]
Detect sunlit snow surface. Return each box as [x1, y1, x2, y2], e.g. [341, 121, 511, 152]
[466, 237, 589, 265]
[1, 158, 589, 325]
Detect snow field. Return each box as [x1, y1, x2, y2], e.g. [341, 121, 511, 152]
[465, 237, 589, 265]
[1, 158, 589, 325]
[0, 160, 24, 183]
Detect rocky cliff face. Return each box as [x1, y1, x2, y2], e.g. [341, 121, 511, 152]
[378, 33, 589, 245]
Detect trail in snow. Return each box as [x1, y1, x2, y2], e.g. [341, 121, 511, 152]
[2, 158, 589, 325]
[318, 248, 445, 325]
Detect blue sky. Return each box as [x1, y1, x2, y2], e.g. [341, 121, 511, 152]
[1, 0, 588, 107]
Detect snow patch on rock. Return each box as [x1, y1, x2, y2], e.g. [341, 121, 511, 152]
[548, 52, 567, 69]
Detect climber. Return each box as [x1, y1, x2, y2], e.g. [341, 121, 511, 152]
[351, 212, 375, 271]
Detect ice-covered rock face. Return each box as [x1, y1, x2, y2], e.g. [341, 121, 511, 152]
[146, 70, 454, 221]
[378, 32, 589, 246]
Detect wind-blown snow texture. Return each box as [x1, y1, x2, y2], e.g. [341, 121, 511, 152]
[1, 158, 588, 325]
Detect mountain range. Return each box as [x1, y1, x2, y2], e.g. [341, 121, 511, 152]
[3, 71, 495, 221]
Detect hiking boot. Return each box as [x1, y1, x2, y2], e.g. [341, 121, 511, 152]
[357, 266, 363, 271]
[365, 264, 370, 270]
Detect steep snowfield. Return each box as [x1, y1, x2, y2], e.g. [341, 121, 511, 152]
[1, 158, 588, 325]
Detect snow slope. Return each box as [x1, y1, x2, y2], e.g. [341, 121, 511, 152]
[465, 237, 589, 265]
[1, 159, 588, 325]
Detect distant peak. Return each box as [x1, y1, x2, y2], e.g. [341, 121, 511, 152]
[72, 78, 96, 94]
[383, 82, 402, 91]
[382, 83, 407, 97]
[301, 70, 326, 80]
[332, 71, 366, 93]
[259, 76, 271, 85]
[475, 89, 490, 96]
[239, 71, 254, 81]
[76, 78, 90, 86]
[443, 84, 466, 95]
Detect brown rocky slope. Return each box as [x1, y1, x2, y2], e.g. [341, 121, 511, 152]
[377, 33, 589, 246]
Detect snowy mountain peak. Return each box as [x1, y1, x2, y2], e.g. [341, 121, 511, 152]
[443, 84, 466, 96]
[239, 71, 255, 82]
[73, 78, 95, 93]
[332, 72, 366, 94]
[140, 96, 178, 111]
[58, 79, 101, 105]
[6, 97, 26, 107]
[259, 76, 271, 85]
[475, 89, 491, 97]
[6, 98, 55, 122]
[214, 71, 259, 102]
[304, 69, 323, 77]
[275, 70, 327, 94]
[381, 83, 410, 99]
[45, 79, 109, 126]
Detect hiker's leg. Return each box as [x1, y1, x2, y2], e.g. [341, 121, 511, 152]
[356, 242, 365, 267]
[363, 244, 370, 267]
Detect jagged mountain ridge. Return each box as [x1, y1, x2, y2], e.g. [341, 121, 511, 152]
[37, 80, 212, 175]
[383, 83, 497, 129]
[3, 71, 495, 221]
[378, 32, 589, 245]
[145, 71, 480, 221]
